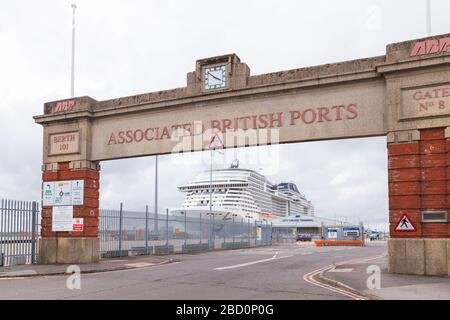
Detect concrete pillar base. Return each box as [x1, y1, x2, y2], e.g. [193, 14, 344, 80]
[388, 238, 450, 276]
[39, 238, 99, 264]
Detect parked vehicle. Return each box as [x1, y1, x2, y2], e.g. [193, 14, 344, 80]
[296, 234, 312, 242]
[369, 232, 380, 241]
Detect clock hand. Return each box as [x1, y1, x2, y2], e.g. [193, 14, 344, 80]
[207, 72, 222, 81]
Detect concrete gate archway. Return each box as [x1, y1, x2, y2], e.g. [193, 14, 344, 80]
[35, 34, 450, 276]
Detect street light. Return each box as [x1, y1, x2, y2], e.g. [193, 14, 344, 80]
[208, 134, 223, 224]
[210, 150, 212, 217]
[154, 155, 158, 235]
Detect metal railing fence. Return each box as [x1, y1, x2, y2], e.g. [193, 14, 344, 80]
[0, 199, 40, 266]
[99, 205, 273, 258]
[0, 198, 273, 265]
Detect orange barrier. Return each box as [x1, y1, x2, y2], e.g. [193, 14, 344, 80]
[314, 240, 364, 247]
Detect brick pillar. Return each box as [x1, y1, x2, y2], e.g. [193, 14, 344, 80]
[419, 128, 449, 237]
[388, 139, 422, 237]
[39, 162, 100, 264]
[388, 128, 450, 276]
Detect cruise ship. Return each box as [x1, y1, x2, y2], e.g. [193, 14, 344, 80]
[174, 160, 314, 222]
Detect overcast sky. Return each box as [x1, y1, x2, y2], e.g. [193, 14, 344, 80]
[1, 0, 449, 231]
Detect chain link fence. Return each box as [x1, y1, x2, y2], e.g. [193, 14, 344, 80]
[99, 205, 273, 258]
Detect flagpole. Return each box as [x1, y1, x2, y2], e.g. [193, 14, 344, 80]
[426, 0, 431, 36]
[70, 3, 77, 98]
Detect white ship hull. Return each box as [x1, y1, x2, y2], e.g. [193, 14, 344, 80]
[175, 162, 314, 223]
[172, 206, 258, 222]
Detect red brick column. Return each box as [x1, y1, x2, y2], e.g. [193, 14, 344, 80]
[420, 128, 448, 237]
[41, 162, 100, 238]
[388, 139, 422, 237]
[39, 162, 100, 264]
[447, 131, 450, 238]
[388, 128, 450, 238]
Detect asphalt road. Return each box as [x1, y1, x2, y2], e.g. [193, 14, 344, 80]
[0, 243, 386, 300]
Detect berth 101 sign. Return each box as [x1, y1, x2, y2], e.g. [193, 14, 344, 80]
[43, 180, 84, 206]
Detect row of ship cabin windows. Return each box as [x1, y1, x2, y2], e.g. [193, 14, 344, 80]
[189, 188, 250, 193]
[184, 200, 257, 211]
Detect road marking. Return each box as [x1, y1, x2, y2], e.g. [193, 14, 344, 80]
[214, 252, 293, 270]
[301, 252, 387, 300]
[303, 265, 367, 300]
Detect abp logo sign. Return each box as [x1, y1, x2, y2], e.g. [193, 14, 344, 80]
[54, 100, 76, 113]
[410, 37, 450, 57]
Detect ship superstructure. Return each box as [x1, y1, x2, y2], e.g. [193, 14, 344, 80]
[175, 161, 314, 222]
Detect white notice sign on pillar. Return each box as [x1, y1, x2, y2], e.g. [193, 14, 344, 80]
[71, 180, 84, 205]
[43, 182, 54, 205]
[52, 206, 74, 232]
[53, 181, 73, 206]
[42, 180, 84, 206]
[73, 218, 84, 232]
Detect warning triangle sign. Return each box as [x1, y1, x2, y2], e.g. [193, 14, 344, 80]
[209, 134, 224, 150]
[395, 212, 416, 232]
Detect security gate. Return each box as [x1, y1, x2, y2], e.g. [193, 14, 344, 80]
[0, 199, 40, 266]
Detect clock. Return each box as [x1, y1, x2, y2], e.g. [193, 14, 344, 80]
[204, 65, 227, 90]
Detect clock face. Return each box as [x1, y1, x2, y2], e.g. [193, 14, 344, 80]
[204, 65, 227, 90]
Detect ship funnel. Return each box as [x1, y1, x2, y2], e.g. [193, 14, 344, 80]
[230, 159, 239, 168]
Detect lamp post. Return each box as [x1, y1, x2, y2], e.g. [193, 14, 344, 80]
[154, 155, 158, 235]
[207, 134, 223, 249]
[210, 151, 215, 247]
[70, 4, 77, 97]
[210, 149, 212, 218]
